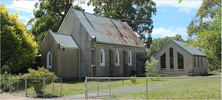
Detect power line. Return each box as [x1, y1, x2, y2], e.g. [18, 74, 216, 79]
[5, 5, 194, 24]
[6, 5, 36, 11]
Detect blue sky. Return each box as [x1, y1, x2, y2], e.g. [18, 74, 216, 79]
[1, 0, 203, 40]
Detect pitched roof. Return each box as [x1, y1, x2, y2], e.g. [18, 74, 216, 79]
[41, 30, 79, 49]
[52, 33, 79, 49]
[154, 40, 206, 57]
[72, 8, 144, 47]
[172, 40, 206, 56]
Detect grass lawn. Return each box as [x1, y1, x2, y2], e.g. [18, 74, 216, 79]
[23, 78, 184, 96]
[2, 72, 221, 99]
[109, 76, 221, 99]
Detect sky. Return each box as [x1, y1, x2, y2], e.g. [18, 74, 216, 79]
[1, 0, 203, 40]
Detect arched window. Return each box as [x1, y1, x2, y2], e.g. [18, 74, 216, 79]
[128, 51, 132, 66]
[170, 48, 174, 69]
[161, 53, 166, 69]
[115, 50, 120, 66]
[100, 49, 105, 66]
[178, 52, 184, 69]
[47, 51, 52, 69]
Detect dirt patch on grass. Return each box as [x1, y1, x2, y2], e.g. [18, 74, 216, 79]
[0, 93, 31, 100]
[210, 69, 221, 73]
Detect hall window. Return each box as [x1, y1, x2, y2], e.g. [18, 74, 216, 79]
[170, 48, 174, 69]
[194, 58, 196, 67]
[47, 51, 52, 69]
[161, 53, 166, 69]
[115, 50, 120, 66]
[100, 49, 105, 66]
[178, 52, 184, 69]
[128, 51, 132, 66]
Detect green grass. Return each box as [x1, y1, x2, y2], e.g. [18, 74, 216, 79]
[2, 72, 221, 99]
[109, 77, 221, 99]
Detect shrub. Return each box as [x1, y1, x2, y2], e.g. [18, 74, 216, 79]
[131, 75, 137, 84]
[0, 72, 21, 92]
[1, 65, 11, 74]
[145, 56, 159, 77]
[145, 56, 159, 81]
[23, 67, 56, 95]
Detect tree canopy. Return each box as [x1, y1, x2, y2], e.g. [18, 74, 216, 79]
[1, 5, 38, 74]
[187, 1, 221, 70]
[87, 0, 156, 48]
[147, 35, 185, 56]
[187, 1, 221, 38]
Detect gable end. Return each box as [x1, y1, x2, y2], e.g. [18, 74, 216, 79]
[153, 40, 193, 57]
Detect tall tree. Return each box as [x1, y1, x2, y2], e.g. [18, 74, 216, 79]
[87, 0, 156, 48]
[188, 2, 221, 70]
[1, 5, 38, 74]
[28, 0, 82, 52]
[147, 35, 184, 56]
[187, 1, 221, 38]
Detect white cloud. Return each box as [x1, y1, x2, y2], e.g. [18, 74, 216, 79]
[7, 0, 37, 13]
[18, 16, 30, 22]
[155, 0, 203, 13]
[152, 27, 187, 37]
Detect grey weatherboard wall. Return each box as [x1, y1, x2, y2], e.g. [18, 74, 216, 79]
[41, 30, 79, 79]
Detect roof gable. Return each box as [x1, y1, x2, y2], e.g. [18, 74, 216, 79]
[172, 40, 206, 56]
[154, 40, 206, 57]
[41, 30, 78, 49]
[72, 8, 144, 47]
[53, 33, 79, 49]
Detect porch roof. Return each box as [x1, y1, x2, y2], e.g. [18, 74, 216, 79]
[137, 56, 151, 59]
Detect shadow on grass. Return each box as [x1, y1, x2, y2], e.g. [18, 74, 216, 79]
[200, 73, 218, 76]
[30, 94, 63, 98]
[44, 94, 63, 98]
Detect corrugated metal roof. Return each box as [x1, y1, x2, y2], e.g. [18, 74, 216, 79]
[52, 33, 79, 48]
[172, 40, 206, 56]
[73, 8, 144, 47]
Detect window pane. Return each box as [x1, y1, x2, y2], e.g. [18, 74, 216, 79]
[161, 53, 166, 69]
[194, 58, 196, 67]
[49, 53, 51, 66]
[170, 48, 174, 69]
[128, 53, 130, 63]
[116, 52, 118, 63]
[100, 51, 103, 63]
[178, 52, 184, 69]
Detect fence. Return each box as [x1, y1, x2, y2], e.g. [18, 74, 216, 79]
[85, 76, 221, 99]
[0, 77, 62, 97]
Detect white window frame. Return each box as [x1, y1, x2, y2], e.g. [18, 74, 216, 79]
[128, 51, 132, 66]
[100, 49, 105, 66]
[115, 50, 120, 66]
[47, 51, 52, 69]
